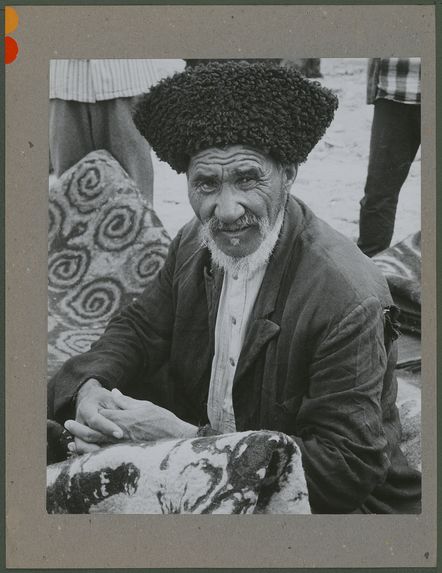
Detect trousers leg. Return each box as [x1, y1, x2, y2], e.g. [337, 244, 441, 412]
[90, 97, 154, 206]
[49, 99, 95, 178]
[357, 99, 421, 257]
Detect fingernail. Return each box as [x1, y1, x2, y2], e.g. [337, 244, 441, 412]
[112, 388, 122, 396]
[113, 430, 123, 439]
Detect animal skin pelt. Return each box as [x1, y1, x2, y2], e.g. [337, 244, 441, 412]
[47, 430, 311, 514]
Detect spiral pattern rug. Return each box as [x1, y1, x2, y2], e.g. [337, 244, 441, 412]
[47, 150, 171, 378]
[47, 430, 310, 514]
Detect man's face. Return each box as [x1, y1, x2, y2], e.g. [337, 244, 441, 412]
[187, 145, 296, 258]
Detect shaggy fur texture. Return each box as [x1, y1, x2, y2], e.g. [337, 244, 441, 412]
[134, 61, 338, 173]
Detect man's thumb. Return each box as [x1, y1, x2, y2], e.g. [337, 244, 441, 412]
[111, 388, 136, 409]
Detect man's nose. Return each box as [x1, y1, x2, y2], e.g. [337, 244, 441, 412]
[214, 186, 245, 224]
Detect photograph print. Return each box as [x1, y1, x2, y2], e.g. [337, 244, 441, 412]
[46, 57, 422, 515]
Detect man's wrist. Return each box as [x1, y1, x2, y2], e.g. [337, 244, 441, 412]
[74, 378, 102, 410]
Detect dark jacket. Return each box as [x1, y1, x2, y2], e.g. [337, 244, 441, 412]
[48, 196, 421, 514]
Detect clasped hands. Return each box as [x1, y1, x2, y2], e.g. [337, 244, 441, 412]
[64, 379, 198, 455]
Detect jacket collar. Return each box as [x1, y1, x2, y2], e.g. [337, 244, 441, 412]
[205, 198, 305, 375]
[202, 195, 305, 324]
[199, 197, 307, 428]
[233, 197, 305, 382]
[203, 195, 306, 318]
[251, 195, 306, 320]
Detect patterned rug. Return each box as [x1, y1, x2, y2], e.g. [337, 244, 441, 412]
[47, 431, 310, 514]
[373, 233, 421, 471]
[396, 372, 421, 472]
[373, 232, 421, 335]
[47, 150, 171, 378]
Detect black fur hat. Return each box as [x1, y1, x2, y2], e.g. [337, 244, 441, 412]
[134, 60, 338, 174]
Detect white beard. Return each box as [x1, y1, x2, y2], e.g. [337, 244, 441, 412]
[199, 207, 285, 275]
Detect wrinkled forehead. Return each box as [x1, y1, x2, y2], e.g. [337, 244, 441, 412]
[187, 145, 278, 175]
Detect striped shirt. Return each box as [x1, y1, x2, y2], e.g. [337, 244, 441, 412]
[376, 58, 421, 104]
[207, 264, 267, 433]
[50, 59, 161, 102]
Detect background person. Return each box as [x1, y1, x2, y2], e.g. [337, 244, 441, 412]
[357, 58, 421, 257]
[49, 59, 159, 205]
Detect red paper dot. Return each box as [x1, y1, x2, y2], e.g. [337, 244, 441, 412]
[5, 36, 19, 64]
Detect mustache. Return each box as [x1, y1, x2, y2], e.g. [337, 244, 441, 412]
[204, 212, 267, 233]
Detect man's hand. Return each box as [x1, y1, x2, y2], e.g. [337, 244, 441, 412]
[99, 388, 198, 442]
[64, 379, 125, 455]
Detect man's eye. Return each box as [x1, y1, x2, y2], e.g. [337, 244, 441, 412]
[196, 180, 217, 193]
[237, 176, 257, 188]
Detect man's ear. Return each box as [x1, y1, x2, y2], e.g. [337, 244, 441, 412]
[283, 164, 298, 190]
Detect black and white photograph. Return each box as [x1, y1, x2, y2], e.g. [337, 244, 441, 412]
[45, 57, 423, 516]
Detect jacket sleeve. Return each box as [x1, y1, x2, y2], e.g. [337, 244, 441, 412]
[293, 296, 393, 513]
[48, 230, 181, 423]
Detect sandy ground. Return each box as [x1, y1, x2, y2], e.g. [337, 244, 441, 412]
[153, 58, 421, 242]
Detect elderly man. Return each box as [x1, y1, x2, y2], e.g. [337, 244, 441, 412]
[48, 61, 421, 514]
